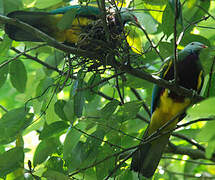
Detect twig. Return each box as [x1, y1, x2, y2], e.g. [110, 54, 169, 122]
[120, 64, 204, 102]
[138, 25, 164, 61]
[10, 46, 62, 74]
[162, 156, 215, 165]
[0, 104, 8, 112]
[0, 14, 100, 58]
[0, 44, 45, 69]
[164, 168, 215, 179]
[173, 0, 179, 84]
[175, 117, 215, 129]
[207, 57, 215, 97]
[172, 132, 205, 151]
[72, 126, 124, 149]
[130, 88, 151, 117]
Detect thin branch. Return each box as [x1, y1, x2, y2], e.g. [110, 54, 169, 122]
[164, 168, 215, 179]
[207, 57, 215, 97]
[162, 156, 215, 165]
[72, 126, 124, 149]
[10, 46, 62, 74]
[167, 142, 215, 161]
[0, 44, 45, 69]
[175, 117, 215, 129]
[173, 0, 179, 83]
[0, 14, 100, 59]
[172, 132, 205, 151]
[130, 88, 151, 117]
[120, 64, 204, 102]
[138, 25, 164, 61]
[0, 104, 8, 112]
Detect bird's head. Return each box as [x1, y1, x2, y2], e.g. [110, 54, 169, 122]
[183, 42, 208, 54]
[119, 10, 140, 27]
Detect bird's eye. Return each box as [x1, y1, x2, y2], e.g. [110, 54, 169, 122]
[191, 42, 194, 45]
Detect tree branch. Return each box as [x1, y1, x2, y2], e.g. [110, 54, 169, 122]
[0, 14, 100, 59]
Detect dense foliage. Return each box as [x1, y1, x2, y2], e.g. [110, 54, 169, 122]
[0, 0, 215, 179]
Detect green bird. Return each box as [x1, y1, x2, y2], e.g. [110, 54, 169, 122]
[5, 5, 139, 51]
[131, 42, 207, 178]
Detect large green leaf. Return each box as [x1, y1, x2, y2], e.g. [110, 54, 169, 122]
[0, 34, 12, 57]
[99, 99, 120, 119]
[54, 100, 68, 121]
[34, 0, 62, 9]
[39, 121, 69, 140]
[187, 97, 215, 119]
[33, 137, 61, 167]
[115, 101, 143, 122]
[73, 70, 86, 118]
[85, 73, 101, 102]
[57, 8, 78, 30]
[63, 122, 86, 171]
[0, 62, 9, 88]
[42, 170, 69, 180]
[0, 147, 24, 178]
[0, 107, 33, 145]
[9, 60, 27, 93]
[43, 51, 64, 75]
[143, 0, 167, 23]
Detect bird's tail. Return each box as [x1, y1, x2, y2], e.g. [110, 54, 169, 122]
[5, 11, 60, 42]
[131, 134, 170, 178]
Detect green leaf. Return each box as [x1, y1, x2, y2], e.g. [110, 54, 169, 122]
[42, 170, 69, 180]
[125, 26, 143, 54]
[100, 100, 120, 119]
[187, 97, 215, 119]
[63, 99, 75, 123]
[135, 12, 157, 34]
[9, 60, 27, 93]
[45, 156, 64, 173]
[0, 34, 12, 56]
[43, 51, 64, 75]
[39, 121, 69, 140]
[63, 122, 86, 171]
[3, 0, 22, 14]
[159, 42, 174, 59]
[36, 77, 54, 101]
[73, 70, 86, 118]
[0, 147, 24, 178]
[54, 100, 68, 121]
[143, 0, 167, 23]
[0, 62, 9, 88]
[115, 101, 143, 122]
[35, 0, 62, 9]
[57, 8, 78, 30]
[0, 107, 33, 145]
[33, 137, 61, 167]
[86, 73, 101, 102]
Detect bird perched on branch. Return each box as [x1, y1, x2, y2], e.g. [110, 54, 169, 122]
[131, 42, 207, 178]
[5, 5, 140, 53]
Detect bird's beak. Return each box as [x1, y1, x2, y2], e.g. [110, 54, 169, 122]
[202, 45, 208, 48]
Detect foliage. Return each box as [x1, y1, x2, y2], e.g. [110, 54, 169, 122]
[0, 0, 215, 179]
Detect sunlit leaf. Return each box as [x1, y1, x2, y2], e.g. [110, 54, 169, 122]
[0, 107, 33, 145]
[0, 63, 9, 88]
[0, 147, 24, 178]
[33, 137, 61, 167]
[9, 60, 27, 93]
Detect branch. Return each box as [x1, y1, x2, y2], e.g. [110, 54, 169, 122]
[130, 87, 151, 117]
[173, 0, 179, 83]
[172, 132, 205, 151]
[119, 64, 204, 102]
[162, 156, 215, 165]
[166, 142, 215, 162]
[0, 14, 100, 59]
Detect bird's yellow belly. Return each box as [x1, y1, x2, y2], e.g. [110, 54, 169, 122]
[148, 89, 190, 135]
